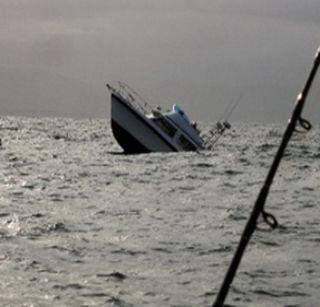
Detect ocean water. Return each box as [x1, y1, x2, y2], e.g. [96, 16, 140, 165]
[0, 116, 319, 307]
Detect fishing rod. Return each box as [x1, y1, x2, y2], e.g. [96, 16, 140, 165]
[212, 45, 320, 307]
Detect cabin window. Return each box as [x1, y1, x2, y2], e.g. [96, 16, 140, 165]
[178, 135, 196, 151]
[153, 117, 177, 137]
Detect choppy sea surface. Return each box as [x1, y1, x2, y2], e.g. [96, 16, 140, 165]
[0, 116, 319, 307]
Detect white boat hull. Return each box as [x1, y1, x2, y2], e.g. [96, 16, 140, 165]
[111, 94, 178, 153]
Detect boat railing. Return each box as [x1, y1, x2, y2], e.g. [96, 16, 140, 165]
[107, 81, 154, 115]
[202, 121, 231, 150]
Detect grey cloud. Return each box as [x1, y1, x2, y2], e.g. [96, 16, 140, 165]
[0, 1, 319, 122]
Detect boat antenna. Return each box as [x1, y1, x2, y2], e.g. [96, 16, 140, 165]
[218, 94, 243, 123]
[203, 95, 242, 150]
[212, 45, 320, 307]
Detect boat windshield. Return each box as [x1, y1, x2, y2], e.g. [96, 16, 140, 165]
[172, 104, 192, 123]
[152, 117, 177, 137]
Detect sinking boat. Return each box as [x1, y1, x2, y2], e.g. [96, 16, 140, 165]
[107, 82, 230, 154]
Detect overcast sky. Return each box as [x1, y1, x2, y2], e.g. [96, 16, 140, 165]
[1, 0, 319, 122]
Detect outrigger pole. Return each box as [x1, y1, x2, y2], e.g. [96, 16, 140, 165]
[212, 45, 320, 307]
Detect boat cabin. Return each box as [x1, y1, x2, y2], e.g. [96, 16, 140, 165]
[147, 104, 202, 151]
